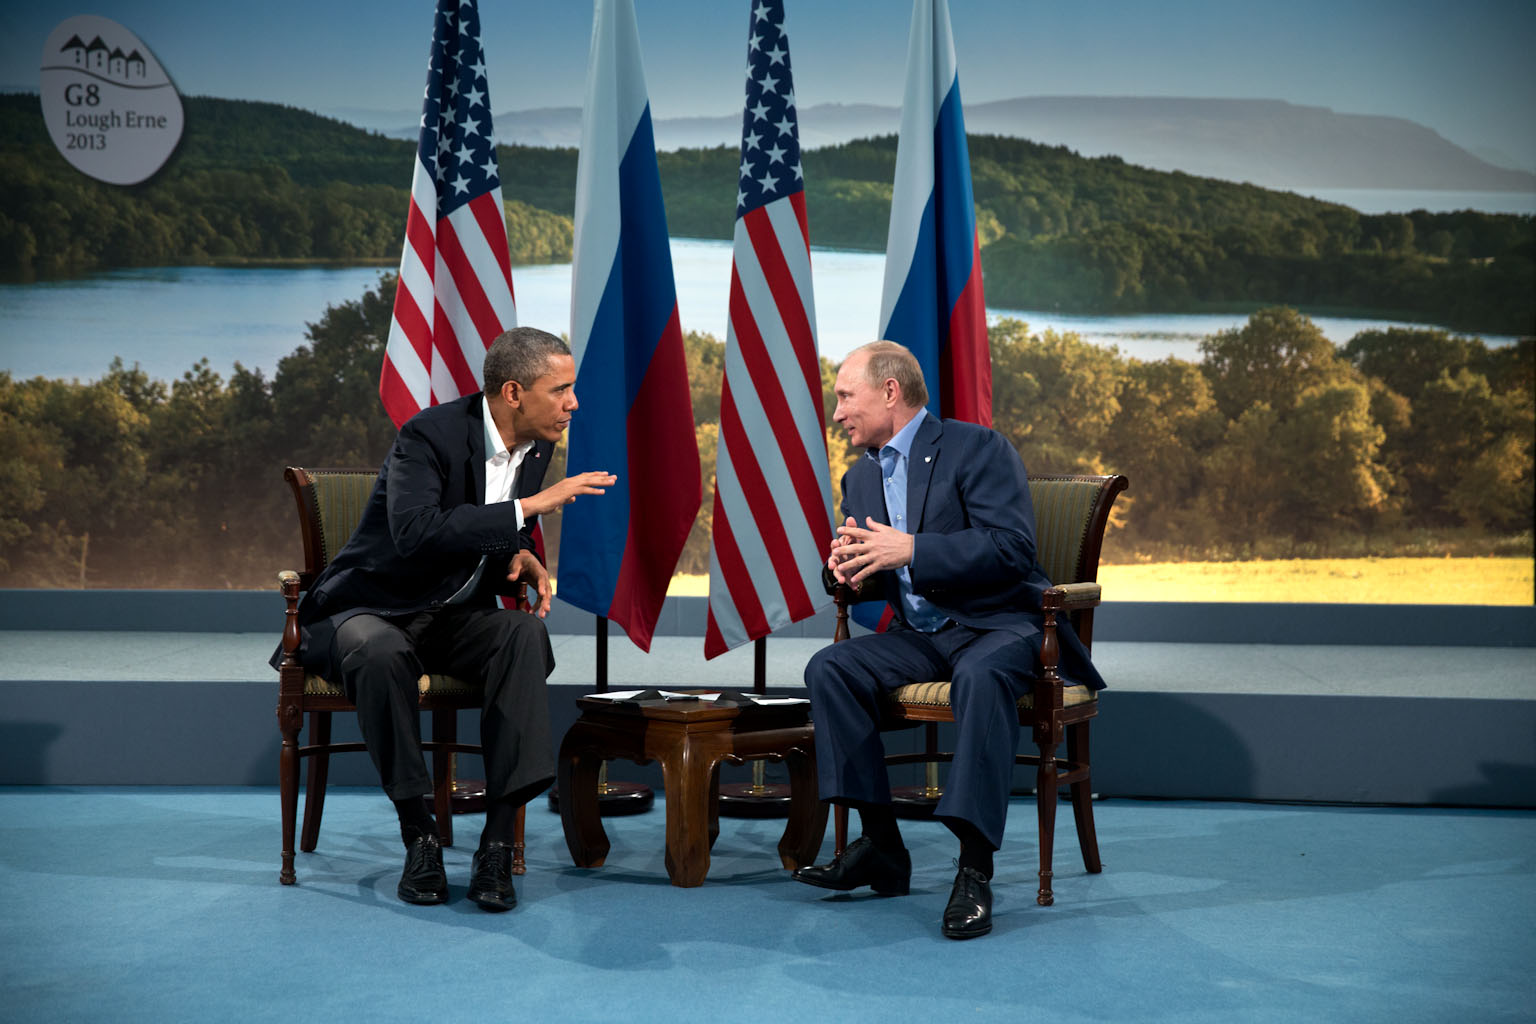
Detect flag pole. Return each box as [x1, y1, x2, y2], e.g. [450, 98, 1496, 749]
[708, 0, 830, 817]
[879, 0, 991, 816]
[717, 636, 793, 816]
[547, 615, 655, 815]
[379, 0, 520, 819]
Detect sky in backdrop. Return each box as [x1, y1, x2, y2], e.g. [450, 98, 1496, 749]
[3, 0, 1535, 172]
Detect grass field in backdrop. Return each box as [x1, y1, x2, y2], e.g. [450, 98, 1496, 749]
[664, 557, 1534, 606]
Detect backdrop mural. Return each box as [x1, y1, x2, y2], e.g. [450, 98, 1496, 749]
[0, 0, 1531, 603]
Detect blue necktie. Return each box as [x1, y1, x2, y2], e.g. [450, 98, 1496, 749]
[880, 445, 946, 632]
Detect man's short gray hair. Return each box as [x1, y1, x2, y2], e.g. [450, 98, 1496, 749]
[852, 340, 929, 409]
[483, 327, 570, 397]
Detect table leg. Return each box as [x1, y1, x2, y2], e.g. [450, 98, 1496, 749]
[708, 766, 721, 851]
[660, 743, 716, 887]
[557, 725, 610, 868]
[778, 739, 829, 870]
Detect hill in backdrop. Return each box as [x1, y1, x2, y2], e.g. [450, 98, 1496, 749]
[326, 95, 1536, 193]
[3, 93, 1530, 335]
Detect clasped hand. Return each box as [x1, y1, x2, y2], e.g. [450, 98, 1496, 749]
[826, 515, 914, 587]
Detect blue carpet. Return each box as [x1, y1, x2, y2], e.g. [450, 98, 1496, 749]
[1, 788, 1532, 1023]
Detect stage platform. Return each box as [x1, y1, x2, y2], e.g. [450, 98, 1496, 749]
[3, 623, 1532, 806]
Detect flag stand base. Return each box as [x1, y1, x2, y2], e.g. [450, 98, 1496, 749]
[717, 638, 792, 818]
[548, 615, 656, 816]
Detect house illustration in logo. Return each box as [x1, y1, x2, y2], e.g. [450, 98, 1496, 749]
[59, 35, 146, 81]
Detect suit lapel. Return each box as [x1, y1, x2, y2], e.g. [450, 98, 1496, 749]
[517, 442, 551, 498]
[853, 452, 888, 526]
[907, 413, 942, 530]
[466, 395, 488, 505]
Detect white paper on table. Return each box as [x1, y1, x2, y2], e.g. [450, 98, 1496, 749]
[752, 697, 811, 705]
[581, 689, 723, 701]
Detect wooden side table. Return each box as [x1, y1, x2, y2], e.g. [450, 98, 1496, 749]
[556, 695, 827, 887]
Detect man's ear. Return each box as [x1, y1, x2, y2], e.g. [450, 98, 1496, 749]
[500, 379, 522, 408]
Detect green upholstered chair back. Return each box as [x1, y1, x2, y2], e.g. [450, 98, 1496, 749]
[307, 471, 375, 568]
[1028, 474, 1126, 588]
[283, 467, 376, 578]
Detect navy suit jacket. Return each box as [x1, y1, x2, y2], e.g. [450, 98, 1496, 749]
[840, 413, 1104, 690]
[291, 393, 553, 679]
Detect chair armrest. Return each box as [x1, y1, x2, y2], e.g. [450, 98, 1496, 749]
[1030, 589, 1067, 735]
[1049, 582, 1101, 610]
[278, 571, 302, 658]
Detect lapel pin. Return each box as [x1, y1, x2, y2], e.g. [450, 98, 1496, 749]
[924, 456, 932, 463]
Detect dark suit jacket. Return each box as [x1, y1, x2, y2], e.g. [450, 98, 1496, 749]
[292, 393, 553, 679]
[840, 413, 1105, 690]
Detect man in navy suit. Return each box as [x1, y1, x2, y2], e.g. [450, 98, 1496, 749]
[793, 341, 1104, 939]
[291, 326, 614, 911]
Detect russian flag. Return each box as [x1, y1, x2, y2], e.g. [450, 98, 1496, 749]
[557, 0, 701, 651]
[855, 0, 991, 635]
[878, 0, 992, 427]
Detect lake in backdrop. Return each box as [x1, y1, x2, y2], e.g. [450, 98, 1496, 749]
[1, 233, 1526, 384]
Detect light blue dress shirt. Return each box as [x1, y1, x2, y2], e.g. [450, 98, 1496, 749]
[874, 408, 948, 632]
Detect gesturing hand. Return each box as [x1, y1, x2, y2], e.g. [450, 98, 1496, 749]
[523, 470, 617, 517]
[506, 549, 552, 618]
[834, 517, 915, 587]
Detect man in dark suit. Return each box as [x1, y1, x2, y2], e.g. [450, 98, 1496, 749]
[291, 326, 615, 912]
[793, 340, 1104, 939]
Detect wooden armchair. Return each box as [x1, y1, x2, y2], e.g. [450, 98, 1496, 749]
[275, 466, 526, 885]
[831, 472, 1128, 906]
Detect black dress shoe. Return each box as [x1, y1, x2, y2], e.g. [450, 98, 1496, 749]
[397, 832, 448, 905]
[792, 836, 911, 895]
[942, 865, 992, 939]
[467, 840, 517, 912]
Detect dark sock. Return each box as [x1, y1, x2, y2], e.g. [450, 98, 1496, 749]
[481, 796, 520, 847]
[856, 804, 905, 851]
[945, 818, 996, 880]
[394, 795, 438, 845]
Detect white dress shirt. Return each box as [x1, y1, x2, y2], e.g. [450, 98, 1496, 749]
[482, 395, 534, 529]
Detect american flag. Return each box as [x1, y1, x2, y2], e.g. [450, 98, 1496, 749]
[379, 0, 516, 428]
[704, 0, 834, 659]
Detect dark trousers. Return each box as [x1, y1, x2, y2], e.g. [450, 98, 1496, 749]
[331, 605, 556, 807]
[803, 622, 1037, 850]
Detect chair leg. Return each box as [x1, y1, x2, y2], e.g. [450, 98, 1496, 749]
[512, 803, 527, 875]
[1066, 722, 1102, 874]
[431, 710, 455, 848]
[277, 699, 302, 885]
[833, 803, 849, 857]
[915, 722, 943, 800]
[299, 711, 331, 853]
[1035, 737, 1060, 907]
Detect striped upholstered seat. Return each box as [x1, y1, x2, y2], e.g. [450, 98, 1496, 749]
[832, 472, 1128, 908]
[301, 673, 483, 699]
[892, 680, 1097, 709]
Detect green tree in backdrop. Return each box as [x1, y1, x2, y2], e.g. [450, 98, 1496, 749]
[0, 268, 1528, 589]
